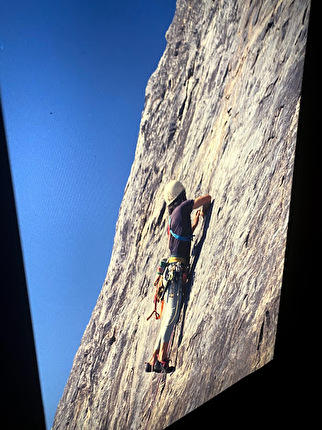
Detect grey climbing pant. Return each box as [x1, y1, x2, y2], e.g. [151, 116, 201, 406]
[153, 262, 184, 355]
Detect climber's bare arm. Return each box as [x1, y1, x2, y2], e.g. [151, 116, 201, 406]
[193, 194, 211, 216]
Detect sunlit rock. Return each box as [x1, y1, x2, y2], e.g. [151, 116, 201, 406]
[52, 1, 310, 429]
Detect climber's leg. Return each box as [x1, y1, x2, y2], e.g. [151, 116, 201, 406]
[146, 263, 184, 372]
[159, 342, 169, 362]
[158, 273, 182, 363]
[148, 348, 159, 366]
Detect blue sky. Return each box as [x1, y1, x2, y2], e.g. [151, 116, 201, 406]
[1, 1, 176, 427]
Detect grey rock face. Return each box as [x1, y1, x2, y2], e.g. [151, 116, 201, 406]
[53, 1, 310, 429]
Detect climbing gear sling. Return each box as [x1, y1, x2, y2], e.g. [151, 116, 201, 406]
[169, 217, 194, 242]
[146, 258, 168, 321]
[146, 293, 164, 321]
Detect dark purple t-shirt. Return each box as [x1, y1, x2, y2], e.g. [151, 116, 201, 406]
[168, 199, 194, 261]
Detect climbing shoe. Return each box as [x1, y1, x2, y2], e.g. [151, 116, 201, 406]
[160, 360, 170, 372]
[145, 360, 174, 373]
[153, 360, 162, 373]
[145, 361, 165, 373]
[161, 360, 175, 373]
[157, 359, 174, 373]
[145, 362, 152, 373]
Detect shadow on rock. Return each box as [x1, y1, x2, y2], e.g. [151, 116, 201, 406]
[177, 201, 214, 348]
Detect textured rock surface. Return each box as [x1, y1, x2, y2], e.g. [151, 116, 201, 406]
[53, 1, 310, 429]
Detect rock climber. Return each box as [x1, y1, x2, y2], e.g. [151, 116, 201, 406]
[145, 180, 211, 373]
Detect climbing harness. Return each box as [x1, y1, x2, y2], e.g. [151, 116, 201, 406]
[168, 256, 186, 264]
[169, 217, 194, 242]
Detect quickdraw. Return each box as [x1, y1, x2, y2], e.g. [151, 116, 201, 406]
[146, 274, 165, 321]
[146, 298, 164, 321]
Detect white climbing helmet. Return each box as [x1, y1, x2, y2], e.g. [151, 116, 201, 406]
[164, 180, 185, 206]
